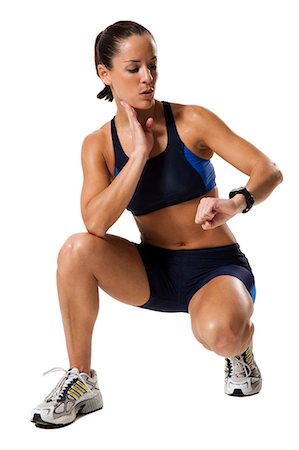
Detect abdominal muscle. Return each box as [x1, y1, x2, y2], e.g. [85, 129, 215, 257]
[133, 187, 238, 250]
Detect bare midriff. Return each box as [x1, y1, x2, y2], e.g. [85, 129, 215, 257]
[133, 187, 237, 250]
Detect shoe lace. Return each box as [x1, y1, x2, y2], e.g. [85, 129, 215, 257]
[43, 367, 90, 402]
[226, 355, 252, 378]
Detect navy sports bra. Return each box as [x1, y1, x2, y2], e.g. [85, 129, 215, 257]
[111, 101, 216, 216]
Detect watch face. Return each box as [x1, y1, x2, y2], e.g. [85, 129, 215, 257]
[229, 187, 254, 212]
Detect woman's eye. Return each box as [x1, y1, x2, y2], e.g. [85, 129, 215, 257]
[127, 64, 157, 74]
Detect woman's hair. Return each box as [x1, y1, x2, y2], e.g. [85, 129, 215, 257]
[94, 20, 155, 102]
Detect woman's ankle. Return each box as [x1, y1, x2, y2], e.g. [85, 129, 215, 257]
[70, 364, 91, 377]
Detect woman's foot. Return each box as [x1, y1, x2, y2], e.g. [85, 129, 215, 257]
[30, 367, 103, 428]
[224, 346, 262, 396]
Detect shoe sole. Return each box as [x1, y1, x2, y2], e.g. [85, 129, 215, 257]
[227, 388, 260, 397]
[31, 398, 103, 428]
[225, 381, 262, 397]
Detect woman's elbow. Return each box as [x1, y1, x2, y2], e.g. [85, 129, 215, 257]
[84, 216, 107, 238]
[271, 162, 284, 186]
[86, 224, 106, 238]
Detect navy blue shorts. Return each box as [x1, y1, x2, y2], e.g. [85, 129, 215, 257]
[132, 242, 256, 313]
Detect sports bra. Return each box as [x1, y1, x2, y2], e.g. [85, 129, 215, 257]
[111, 100, 216, 216]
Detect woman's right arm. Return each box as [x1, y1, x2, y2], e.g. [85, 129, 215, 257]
[80, 131, 149, 237]
[81, 101, 154, 237]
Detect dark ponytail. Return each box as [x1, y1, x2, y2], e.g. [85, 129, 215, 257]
[96, 84, 113, 102]
[94, 21, 155, 102]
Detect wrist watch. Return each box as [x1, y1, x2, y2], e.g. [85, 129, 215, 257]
[229, 187, 255, 213]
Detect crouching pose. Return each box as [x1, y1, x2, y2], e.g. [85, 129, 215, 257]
[31, 20, 283, 428]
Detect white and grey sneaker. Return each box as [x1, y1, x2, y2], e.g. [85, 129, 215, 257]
[224, 346, 262, 397]
[31, 367, 103, 428]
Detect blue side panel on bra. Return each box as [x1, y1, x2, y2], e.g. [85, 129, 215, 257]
[183, 146, 216, 192]
[115, 167, 119, 177]
[250, 284, 256, 302]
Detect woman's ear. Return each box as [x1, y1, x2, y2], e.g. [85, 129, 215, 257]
[97, 64, 111, 85]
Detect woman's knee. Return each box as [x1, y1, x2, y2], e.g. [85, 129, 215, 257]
[192, 317, 254, 357]
[57, 232, 104, 272]
[189, 276, 255, 356]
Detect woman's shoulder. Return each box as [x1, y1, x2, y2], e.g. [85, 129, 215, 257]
[164, 101, 217, 155]
[167, 100, 218, 127]
[84, 120, 111, 142]
[82, 121, 113, 161]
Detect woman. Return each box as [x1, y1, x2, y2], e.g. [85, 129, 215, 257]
[31, 20, 283, 428]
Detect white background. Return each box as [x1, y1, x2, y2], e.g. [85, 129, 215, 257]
[1, 0, 297, 448]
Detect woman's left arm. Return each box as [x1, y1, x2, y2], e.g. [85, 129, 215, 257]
[193, 106, 283, 229]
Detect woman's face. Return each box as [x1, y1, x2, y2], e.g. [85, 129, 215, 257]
[101, 33, 158, 109]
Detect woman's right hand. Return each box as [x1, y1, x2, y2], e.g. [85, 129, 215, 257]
[120, 100, 154, 159]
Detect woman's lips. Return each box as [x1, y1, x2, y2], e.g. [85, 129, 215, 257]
[139, 90, 154, 98]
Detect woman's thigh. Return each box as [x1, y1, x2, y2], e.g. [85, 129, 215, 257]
[58, 232, 151, 307]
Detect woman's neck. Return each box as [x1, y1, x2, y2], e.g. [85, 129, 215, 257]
[115, 99, 159, 128]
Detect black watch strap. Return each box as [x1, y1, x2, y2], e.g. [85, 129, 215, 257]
[229, 187, 255, 213]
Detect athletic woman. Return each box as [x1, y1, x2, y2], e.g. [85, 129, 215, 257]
[31, 20, 283, 428]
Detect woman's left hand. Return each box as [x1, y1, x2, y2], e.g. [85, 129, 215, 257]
[195, 197, 241, 230]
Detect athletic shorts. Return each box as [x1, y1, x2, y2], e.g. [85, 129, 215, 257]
[132, 241, 256, 313]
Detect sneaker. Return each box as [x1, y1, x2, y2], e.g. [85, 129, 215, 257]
[30, 367, 103, 428]
[224, 346, 262, 396]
